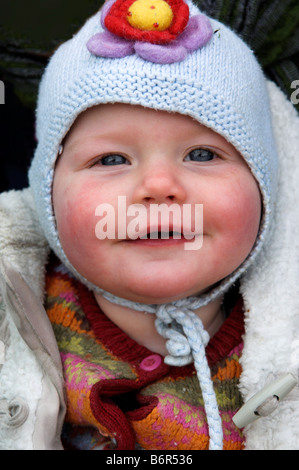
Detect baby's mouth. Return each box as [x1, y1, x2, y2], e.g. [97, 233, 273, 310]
[120, 225, 202, 249]
[140, 230, 183, 239]
[123, 227, 193, 246]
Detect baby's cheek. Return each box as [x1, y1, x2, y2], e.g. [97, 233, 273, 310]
[56, 190, 98, 252]
[228, 178, 262, 247]
[212, 171, 261, 250]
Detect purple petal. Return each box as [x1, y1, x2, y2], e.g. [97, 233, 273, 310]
[100, 0, 116, 29]
[134, 42, 187, 64]
[87, 32, 135, 58]
[179, 15, 213, 52]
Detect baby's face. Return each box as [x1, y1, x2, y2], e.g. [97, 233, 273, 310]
[53, 103, 261, 304]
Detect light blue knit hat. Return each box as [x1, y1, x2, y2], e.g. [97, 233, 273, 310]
[29, 0, 278, 449]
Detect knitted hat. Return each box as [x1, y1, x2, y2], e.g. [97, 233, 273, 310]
[29, 0, 278, 449]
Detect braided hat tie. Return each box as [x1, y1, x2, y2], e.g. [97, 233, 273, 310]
[102, 291, 223, 450]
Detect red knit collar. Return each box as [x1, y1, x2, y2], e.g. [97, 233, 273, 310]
[76, 281, 244, 368]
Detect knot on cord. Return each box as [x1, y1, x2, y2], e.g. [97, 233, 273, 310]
[155, 303, 223, 450]
[101, 291, 223, 450]
[155, 304, 210, 366]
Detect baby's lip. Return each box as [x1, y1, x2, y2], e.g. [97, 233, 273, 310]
[140, 230, 182, 239]
[145, 223, 181, 239]
[126, 224, 198, 240]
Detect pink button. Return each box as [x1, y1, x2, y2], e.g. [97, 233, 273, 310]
[140, 354, 162, 371]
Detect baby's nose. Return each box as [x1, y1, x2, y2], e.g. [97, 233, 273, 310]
[133, 166, 187, 205]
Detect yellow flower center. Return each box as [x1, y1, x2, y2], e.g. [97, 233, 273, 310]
[127, 0, 174, 31]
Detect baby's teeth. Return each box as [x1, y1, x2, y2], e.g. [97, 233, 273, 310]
[151, 231, 182, 238]
[150, 231, 159, 239]
[172, 231, 182, 238]
[140, 231, 182, 239]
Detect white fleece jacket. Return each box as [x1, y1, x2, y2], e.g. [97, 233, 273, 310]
[0, 81, 298, 450]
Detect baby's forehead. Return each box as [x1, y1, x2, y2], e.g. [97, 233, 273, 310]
[56, 102, 247, 179]
[64, 102, 234, 147]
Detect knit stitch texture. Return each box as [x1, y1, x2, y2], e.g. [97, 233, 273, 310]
[45, 256, 245, 450]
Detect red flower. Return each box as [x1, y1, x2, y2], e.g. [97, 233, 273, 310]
[104, 0, 190, 45]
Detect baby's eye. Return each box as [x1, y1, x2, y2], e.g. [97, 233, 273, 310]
[99, 154, 129, 166]
[184, 148, 217, 162]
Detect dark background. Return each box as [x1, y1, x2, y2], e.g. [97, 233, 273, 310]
[1, 0, 298, 193]
[0, 0, 104, 192]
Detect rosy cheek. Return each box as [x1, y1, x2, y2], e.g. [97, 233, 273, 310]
[55, 185, 98, 252]
[224, 179, 261, 250]
[205, 171, 262, 253]
[237, 176, 261, 230]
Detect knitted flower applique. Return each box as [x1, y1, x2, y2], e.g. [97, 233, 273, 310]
[87, 0, 213, 64]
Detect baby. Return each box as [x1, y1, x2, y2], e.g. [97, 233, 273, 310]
[1, 0, 299, 451]
[53, 102, 261, 350]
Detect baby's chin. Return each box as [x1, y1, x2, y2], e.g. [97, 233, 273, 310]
[68, 257, 212, 304]
[93, 280, 207, 305]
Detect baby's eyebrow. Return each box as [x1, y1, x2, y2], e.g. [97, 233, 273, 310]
[65, 130, 136, 151]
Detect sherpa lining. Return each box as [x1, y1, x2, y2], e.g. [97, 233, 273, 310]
[240, 81, 299, 450]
